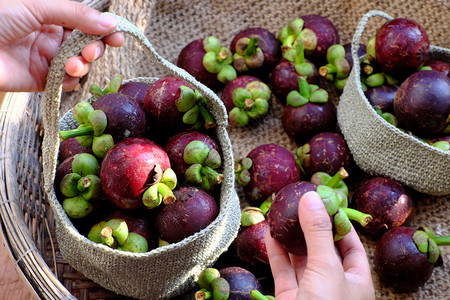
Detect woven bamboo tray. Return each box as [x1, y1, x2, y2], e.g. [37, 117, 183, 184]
[1, 0, 449, 299]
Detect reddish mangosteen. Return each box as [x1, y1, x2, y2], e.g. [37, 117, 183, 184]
[118, 81, 150, 107]
[296, 132, 352, 178]
[426, 59, 450, 77]
[155, 186, 219, 244]
[235, 143, 300, 205]
[232, 207, 270, 267]
[393, 70, 450, 136]
[281, 77, 337, 145]
[220, 75, 272, 127]
[268, 170, 372, 255]
[364, 84, 398, 113]
[374, 226, 448, 292]
[278, 15, 340, 66]
[143, 76, 215, 133]
[58, 137, 93, 162]
[230, 27, 281, 80]
[219, 266, 262, 300]
[100, 137, 175, 210]
[270, 41, 319, 105]
[177, 37, 237, 91]
[353, 177, 414, 237]
[164, 130, 220, 177]
[375, 18, 430, 77]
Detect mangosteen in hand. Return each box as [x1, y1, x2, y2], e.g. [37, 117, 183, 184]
[375, 18, 430, 77]
[268, 169, 372, 255]
[235, 143, 300, 205]
[296, 132, 352, 178]
[155, 186, 219, 244]
[177, 37, 237, 90]
[282, 76, 337, 145]
[270, 41, 319, 104]
[394, 70, 450, 136]
[353, 177, 414, 237]
[220, 75, 272, 127]
[374, 226, 449, 291]
[230, 27, 281, 80]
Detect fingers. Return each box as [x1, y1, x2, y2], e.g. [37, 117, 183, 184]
[265, 231, 299, 297]
[298, 192, 339, 264]
[65, 56, 90, 78]
[34, 0, 118, 35]
[337, 224, 372, 280]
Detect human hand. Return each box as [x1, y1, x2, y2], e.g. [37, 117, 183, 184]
[0, 0, 124, 92]
[266, 191, 375, 300]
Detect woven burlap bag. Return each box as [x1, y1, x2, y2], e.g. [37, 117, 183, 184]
[337, 10, 450, 196]
[54, 0, 448, 299]
[42, 14, 241, 300]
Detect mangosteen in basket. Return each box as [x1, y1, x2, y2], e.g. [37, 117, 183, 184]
[118, 80, 150, 107]
[235, 143, 300, 206]
[364, 84, 398, 114]
[220, 75, 272, 127]
[353, 177, 414, 238]
[177, 37, 237, 91]
[425, 59, 450, 77]
[393, 70, 450, 136]
[58, 137, 93, 162]
[278, 15, 340, 66]
[230, 27, 281, 81]
[296, 132, 352, 178]
[155, 186, 219, 244]
[281, 77, 337, 145]
[143, 76, 216, 133]
[270, 41, 319, 105]
[374, 18, 430, 77]
[374, 226, 448, 292]
[100, 137, 176, 211]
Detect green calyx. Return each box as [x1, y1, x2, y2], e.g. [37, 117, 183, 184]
[233, 36, 265, 72]
[375, 109, 398, 127]
[259, 193, 274, 216]
[60, 102, 113, 156]
[202, 36, 237, 84]
[234, 156, 253, 186]
[315, 168, 373, 241]
[296, 143, 310, 176]
[196, 268, 230, 300]
[366, 35, 376, 63]
[176, 86, 216, 130]
[250, 289, 275, 300]
[431, 140, 450, 151]
[286, 76, 329, 107]
[319, 44, 351, 81]
[142, 167, 177, 209]
[278, 18, 318, 57]
[89, 74, 124, 98]
[101, 218, 129, 248]
[412, 227, 449, 264]
[229, 81, 271, 127]
[241, 207, 266, 227]
[183, 140, 223, 192]
[283, 41, 316, 80]
[117, 232, 149, 253]
[72, 153, 100, 176]
[62, 195, 93, 219]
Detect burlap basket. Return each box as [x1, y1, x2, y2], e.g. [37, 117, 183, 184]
[41, 13, 241, 300]
[0, 0, 449, 299]
[337, 10, 450, 196]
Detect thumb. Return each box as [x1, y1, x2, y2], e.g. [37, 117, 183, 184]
[31, 0, 118, 34]
[298, 191, 337, 261]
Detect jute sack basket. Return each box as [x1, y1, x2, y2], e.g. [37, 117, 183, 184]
[41, 13, 241, 300]
[337, 10, 450, 196]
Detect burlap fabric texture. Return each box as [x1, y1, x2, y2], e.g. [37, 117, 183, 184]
[55, 0, 449, 299]
[338, 10, 450, 196]
[42, 14, 241, 300]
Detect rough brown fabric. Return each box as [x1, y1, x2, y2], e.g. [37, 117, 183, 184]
[55, 1, 449, 299]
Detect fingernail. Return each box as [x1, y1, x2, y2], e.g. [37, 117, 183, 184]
[94, 47, 102, 60]
[302, 192, 324, 210]
[100, 14, 117, 29]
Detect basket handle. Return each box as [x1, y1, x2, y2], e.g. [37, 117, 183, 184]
[41, 13, 228, 193]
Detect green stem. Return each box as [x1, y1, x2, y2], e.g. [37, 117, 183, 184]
[432, 236, 450, 246]
[294, 41, 305, 65]
[250, 289, 270, 300]
[298, 77, 310, 99]
[60, 126, 94, 140]
[201, 166, 224, 185]
[259, 194, 273, 215]
[198, 100, 216, 129]
[341, 207, 372, 227]
[244, 36, 259, 57]
[325, 168, 349, 188]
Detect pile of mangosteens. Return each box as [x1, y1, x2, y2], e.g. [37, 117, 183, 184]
[55, 11, 449, 299]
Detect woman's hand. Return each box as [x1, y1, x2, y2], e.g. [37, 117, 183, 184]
[266, 191, 375, 300]
[0, 0, 123, 92]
